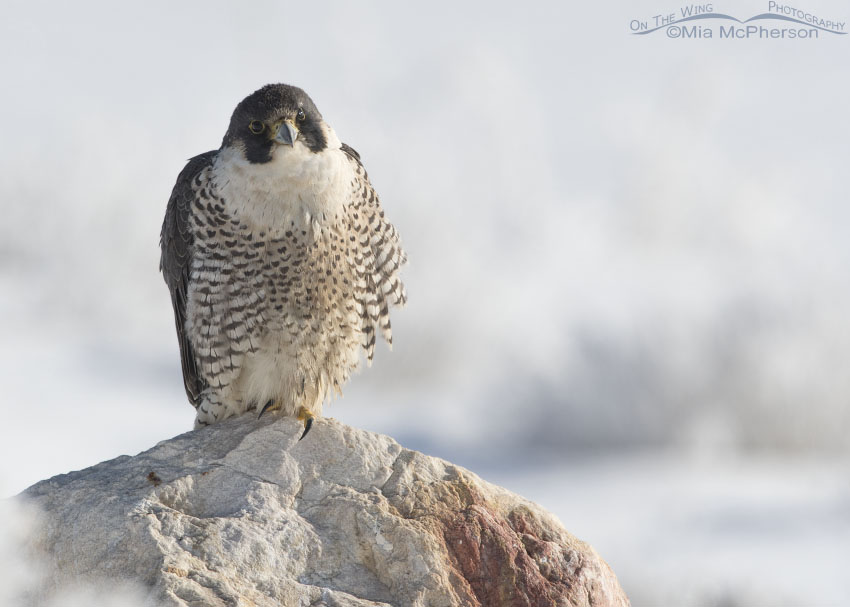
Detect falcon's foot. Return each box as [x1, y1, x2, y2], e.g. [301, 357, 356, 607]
[257, 401, 314, 440]
[297, 406, 315, 440]
[258, 399, 280, 419]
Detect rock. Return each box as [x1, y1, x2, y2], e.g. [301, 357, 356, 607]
[21, 415, 629, 607]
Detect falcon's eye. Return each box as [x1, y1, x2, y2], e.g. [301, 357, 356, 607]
[248, 120, 265, 134]
[296, 108, 306, 122]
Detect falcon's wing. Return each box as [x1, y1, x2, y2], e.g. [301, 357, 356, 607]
[341, 143, 408, 362]
[159, 151, 217, 406]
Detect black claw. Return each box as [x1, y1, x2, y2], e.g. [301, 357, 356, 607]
[258, 400, 275, 419]
[299, 416, 314, 441]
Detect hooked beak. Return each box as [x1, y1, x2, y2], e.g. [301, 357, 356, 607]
[274, 120, 299, 146]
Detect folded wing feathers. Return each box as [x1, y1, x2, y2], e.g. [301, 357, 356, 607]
[349, 166, 407, 363]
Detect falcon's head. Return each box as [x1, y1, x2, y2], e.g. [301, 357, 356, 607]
[221, 84, 332, 164]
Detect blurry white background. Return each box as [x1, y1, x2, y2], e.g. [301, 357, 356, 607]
[1, 1, 848, 604]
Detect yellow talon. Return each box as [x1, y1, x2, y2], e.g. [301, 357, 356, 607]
[258, 399, 280, 419]
[259, 402, 313, 440]
[297, 406, 315, 440]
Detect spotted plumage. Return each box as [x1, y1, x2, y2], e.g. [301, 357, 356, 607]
[160, 84, 406, 431]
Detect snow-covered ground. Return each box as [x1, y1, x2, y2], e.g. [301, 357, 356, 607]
[2, 1, 849, 604]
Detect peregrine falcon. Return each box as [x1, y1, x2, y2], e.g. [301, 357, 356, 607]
[159, 84, 407, 438]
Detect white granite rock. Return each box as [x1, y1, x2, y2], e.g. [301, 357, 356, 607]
[21, 416, 629, 607]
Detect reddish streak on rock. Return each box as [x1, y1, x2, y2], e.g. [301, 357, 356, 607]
[437, 488, 573, 607]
